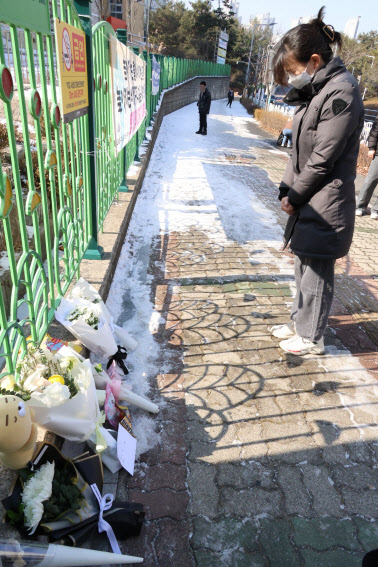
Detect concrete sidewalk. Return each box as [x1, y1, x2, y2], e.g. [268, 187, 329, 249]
[107, 99, 378, 567]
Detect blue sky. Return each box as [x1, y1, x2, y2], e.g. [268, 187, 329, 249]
[237, 0, 378, 35]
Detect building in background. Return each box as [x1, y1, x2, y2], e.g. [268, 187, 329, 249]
[291, 15, 316, 27]
[344, 17, 361, 39]
[255, 12, 276, 27]
[124, 0, 145, 42]
[110, 0, 123, 18]
[229, 1, 240, 21]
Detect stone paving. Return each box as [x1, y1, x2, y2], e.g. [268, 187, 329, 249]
[114, 100, 378, 566]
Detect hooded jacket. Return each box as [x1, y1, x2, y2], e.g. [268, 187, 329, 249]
[279, 57, 364, 259]
[367, 116, 378, 157]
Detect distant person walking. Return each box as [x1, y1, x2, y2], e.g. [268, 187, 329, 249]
[270, 7, 364, 356]
[356, 115, 378, 219]
[226, 88, 234, 107]
[282, 117, 293, 147]
[196, 81, 211, 135]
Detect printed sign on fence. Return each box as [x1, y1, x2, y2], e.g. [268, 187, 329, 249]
[54, 19, 89, 123]
[152, 56, 161, 96]
[110, 36, 146, 155]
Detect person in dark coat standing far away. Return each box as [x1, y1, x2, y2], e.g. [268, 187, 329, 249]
[268, 6, 364, 356]
[196, 81, 211, 135]
[226, 88, 234, 107]
[356, 115, 378, 219]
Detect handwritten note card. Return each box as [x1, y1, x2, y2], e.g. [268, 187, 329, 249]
[117, 419, 137, 475]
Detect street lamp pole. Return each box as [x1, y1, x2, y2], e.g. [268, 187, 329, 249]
[366, 55, 375, 68]
[245, 24, 257, 92]
[362, 55, 375, 100]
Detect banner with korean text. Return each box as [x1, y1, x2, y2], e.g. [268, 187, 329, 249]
[152, 56, 161, 96]
[109, 37, 146, 155]
[55, 19, 89, 123]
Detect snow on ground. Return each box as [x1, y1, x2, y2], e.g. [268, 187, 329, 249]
[106, 98, 378, 458]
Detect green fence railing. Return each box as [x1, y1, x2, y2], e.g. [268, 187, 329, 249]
[92, 21, 124, 229]
[0, 0, 92, 375]
[0, 0, 230, 376]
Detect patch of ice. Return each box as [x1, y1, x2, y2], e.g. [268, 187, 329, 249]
[133, 415, 159, 459]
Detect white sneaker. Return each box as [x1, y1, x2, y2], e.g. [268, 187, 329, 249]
[355, 208, 365, 216]
[279, 334, 325, 355]
[371, 211, 378, 220]
[269, 322, 295, 339]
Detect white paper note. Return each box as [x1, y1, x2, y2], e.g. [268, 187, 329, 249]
[117, 420, 137, 475]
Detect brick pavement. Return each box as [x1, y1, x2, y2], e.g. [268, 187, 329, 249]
[114, 101, 378, 567]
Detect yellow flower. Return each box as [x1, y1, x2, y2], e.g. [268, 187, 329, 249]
[1, 375, 16, 390]
[48, 375, 65, 385]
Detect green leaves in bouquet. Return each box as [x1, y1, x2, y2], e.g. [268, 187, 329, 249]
[6, 463, 84, 530]
[42, 465, 84, 522]
[6, 503, 25, 526]
[68, 307, 100, 330]
[0, 386, 31, 401]
[63, 374, 79, 398]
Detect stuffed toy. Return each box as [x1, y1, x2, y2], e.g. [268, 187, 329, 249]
[0, 395, 37, 470]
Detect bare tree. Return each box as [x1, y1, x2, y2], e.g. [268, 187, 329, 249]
[92, 0, 111, 20]
[339, 34, 365, 68]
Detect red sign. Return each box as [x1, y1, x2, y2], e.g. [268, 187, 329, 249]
[72, 32, 86, 73]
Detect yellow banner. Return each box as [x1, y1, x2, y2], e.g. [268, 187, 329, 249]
[55, 19, 89, 123]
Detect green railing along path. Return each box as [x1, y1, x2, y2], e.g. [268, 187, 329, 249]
[0, 0, 92, 375]
[0, 0, 230, 376]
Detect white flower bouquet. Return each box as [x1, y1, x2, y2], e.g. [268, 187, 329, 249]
[2, 443, 144, 564]
[55, 278, 137, 360]
[3, 444, 97, 537]
[4, 344, 101, 443]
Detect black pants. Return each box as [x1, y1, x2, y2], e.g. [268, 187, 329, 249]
[226, 99, 232, 107]
[199, 111, 207, 132]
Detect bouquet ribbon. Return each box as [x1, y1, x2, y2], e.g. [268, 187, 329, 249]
[91, 483, 121, 555]
[107, 346, 129, 375]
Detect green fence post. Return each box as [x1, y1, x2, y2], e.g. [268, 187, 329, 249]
[163, 56, 168, 89]
[74, 0, 103, 259]
[149, 53, 155, 124]
[132, 46, 141, 162]
[117, 28, 128, 192]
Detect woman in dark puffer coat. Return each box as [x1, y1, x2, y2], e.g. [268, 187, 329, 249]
[269, 7, 364, 355]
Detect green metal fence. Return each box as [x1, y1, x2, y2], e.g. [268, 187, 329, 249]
[92, 21, 124, 229]
[0, 0, 92, 375]
[0, 0, 230, 376]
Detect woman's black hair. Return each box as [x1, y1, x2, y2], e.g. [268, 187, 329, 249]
[273, 6, 342, 85]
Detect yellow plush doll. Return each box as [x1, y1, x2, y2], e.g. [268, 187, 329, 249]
[0, 395, 37, 470]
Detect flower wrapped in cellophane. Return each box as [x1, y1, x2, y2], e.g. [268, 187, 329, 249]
[1, 344, 101, 443]
[3, 444, 97, 538]
[55, 278, 137, 362]
[2, 443, 144, 561]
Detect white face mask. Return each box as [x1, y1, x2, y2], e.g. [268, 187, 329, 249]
[287, 63, 314, 89]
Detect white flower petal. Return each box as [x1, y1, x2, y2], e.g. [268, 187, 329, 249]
[22, 461, 55, 534]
